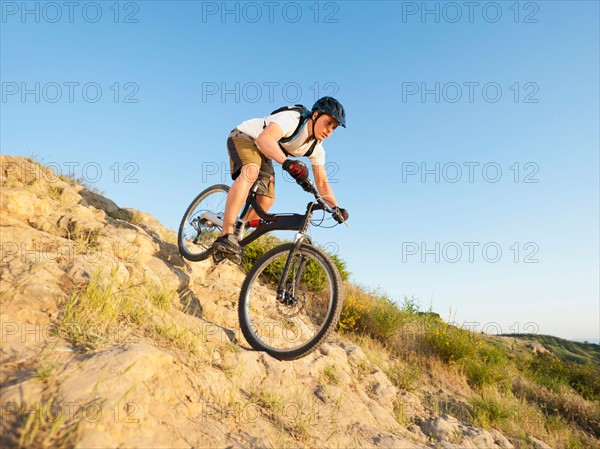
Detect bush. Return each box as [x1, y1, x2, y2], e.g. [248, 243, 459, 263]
[241, 235, 282, 272]
[469, 387, 518, 429]
[364, 293, 408, 340]
[338, 284, 413, 344]
[241, 236, 350, 289]
[329, 252, 349, 282]
[465, 343, 510, 388]
[338, 284, 373, 332]
[526, 352, 600, 401]
[424, 322, 478, 363]
[386, 360, 421, 391]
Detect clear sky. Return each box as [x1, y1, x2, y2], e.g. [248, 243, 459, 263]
[2, 1, 598, 343]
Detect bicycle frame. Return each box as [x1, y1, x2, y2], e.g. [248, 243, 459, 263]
[234, 181, 331, 299]
[234, 183, 323, 247]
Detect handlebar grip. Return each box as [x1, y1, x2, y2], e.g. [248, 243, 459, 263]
[299, 179, 316, 194]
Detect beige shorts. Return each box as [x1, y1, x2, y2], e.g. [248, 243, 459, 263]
[227, 128, 275, 199]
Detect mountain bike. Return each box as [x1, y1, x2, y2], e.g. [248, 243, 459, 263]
[177, 177, 345, 360]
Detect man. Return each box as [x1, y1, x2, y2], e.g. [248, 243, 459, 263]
[213, 96, 349, 255]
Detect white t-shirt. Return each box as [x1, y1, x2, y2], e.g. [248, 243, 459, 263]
[236, 111, 326, 166]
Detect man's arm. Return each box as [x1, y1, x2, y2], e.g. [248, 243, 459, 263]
[312, 164, 338, 208]
[256, 123, 288, 165]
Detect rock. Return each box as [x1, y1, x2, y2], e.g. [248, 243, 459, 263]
[99, 226, 157, 263]
[367, 399, 402, 430]
[1, 188, 51, 218]
[57, 214, 102, 241]
[79, 188, 120, 215]
[63, 254, 129, 287]
[408, 423, 428, 441]
[75, 430, 119, 449]
[529, 436, 553, 449]
[489, 429, 515, 448]
[235, 351, 266, 386]
[58, 186, 82, 208]
[367, 370, 398, 409]
[144, 257, 189, 291]
[340, 341, 369, 364]
[420, 414, 461, 441]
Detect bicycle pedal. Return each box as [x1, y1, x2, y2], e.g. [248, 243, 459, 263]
[212, 248, 242, 265]
[212, 249, 227, 264]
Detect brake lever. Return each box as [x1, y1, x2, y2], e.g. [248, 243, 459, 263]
[300, 179, 348, 228]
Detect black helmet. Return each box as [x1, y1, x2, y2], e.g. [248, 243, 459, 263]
[311, 97, 346, 128]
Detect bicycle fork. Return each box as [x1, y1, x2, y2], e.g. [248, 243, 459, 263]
[276, 233, 311, 305]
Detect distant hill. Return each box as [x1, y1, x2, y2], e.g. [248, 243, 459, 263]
[502, 333, 600, 365]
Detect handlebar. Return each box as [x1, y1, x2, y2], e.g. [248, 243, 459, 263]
[255, 170, 334, 214]
[298, 179, 347, 225]
[298, 179, 331, 209]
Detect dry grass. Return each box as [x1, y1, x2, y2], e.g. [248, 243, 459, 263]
[16, 394, 81, 449]
[58, 268, 203, 355]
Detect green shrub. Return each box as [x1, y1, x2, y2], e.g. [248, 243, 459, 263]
[241, 235, 282, 272]
[329, 252, 350, 282]
[424, 322, 478, 363]
[241, 235, 351, 291]
[338, 284, 415, 345]
[386, 361, 421, 391]
[363, 293, 408, 340]
[465, 343, 510, 388]
[338, 285, 419, 344]
[526, 352, 600, 401]
[337, 284, 373, 332]
[469, 387, 518, 428]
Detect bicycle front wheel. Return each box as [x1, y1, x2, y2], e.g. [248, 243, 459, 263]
[238, 243, 343, 360]
[178, 184, 229, 261]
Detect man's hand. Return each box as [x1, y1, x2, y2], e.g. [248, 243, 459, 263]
[333, 207, 349, 223]
[283, 159, 309, 183]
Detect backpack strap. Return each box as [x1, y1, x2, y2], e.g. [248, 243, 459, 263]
[263, 105, 309, 138]
[262, 104, 317, 159]
[303, 139, 318, 159]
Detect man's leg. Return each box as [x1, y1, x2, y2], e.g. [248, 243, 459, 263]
[220, 163, 260, 236]
[245, 159, 275, 222]
[245, 194, 275, 221]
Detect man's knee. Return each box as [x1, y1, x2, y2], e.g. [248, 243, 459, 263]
[238, 163, 260, 184]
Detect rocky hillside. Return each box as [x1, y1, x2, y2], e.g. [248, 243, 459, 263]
[0, 155, 595, 448]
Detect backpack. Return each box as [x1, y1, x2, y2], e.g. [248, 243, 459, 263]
[263, 105, 318, 158]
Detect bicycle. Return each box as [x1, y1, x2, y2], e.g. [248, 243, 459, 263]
[177, 176, 345, 360]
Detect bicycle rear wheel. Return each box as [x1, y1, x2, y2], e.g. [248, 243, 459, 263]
[238, 243, 342, 360]
[178, 184, 229, 261]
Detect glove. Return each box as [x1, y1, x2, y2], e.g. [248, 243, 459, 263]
[333, 207, 349, 223]
[283, 159, 308, 183]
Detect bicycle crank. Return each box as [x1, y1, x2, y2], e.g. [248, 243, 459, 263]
[212, 248, 243, 265]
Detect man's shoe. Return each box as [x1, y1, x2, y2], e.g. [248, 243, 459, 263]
[212, 234, 241, 255]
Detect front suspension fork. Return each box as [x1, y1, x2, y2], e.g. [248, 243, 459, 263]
[276, 233, 311, 303]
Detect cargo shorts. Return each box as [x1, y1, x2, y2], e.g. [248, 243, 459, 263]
[227, 128, 275, 199]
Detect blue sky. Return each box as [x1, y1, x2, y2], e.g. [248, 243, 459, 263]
[2, 1, 598, 343]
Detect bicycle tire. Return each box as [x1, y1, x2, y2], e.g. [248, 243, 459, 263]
[238, 242, 343, 360]
[178, 184, 230, 262]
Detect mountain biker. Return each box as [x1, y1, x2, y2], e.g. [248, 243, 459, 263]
[213, 96, 349, 256]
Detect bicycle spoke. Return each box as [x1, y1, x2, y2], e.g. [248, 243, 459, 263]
[178, 184, 229, 261]
[242, 246, 334, 353]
